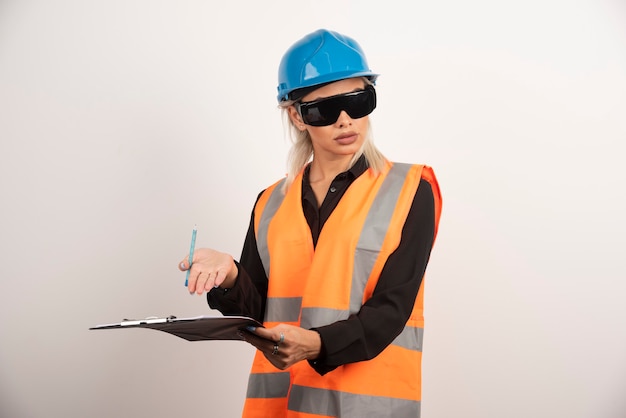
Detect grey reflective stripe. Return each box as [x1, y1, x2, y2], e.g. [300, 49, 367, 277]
[301, 307, 423, 352]
[288, 384, 420, 417]
[246, 372, 291, 398]
[264, 296, 302, 323]
[257, 179, 287, 278]
[350, 163, 412, 314]
[300, 307, 347, 329]
[393, 325, 424, 352]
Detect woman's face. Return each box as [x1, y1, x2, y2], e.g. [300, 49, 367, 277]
[289, 78, 370, 162]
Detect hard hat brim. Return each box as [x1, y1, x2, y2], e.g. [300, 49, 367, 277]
[280, 72, 379, 102]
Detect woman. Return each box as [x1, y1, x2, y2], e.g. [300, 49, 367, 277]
[179, 29, 442, 417]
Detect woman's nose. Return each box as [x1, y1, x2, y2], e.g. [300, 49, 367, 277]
[336, 110, 352, 127]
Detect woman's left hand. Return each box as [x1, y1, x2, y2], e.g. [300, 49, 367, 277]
[240, 324, 321, 370]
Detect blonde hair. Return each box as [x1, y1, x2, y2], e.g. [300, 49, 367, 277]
[278, 79, 386, 191]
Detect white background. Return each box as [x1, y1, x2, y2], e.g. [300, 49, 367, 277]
[1, 1, 625, 417]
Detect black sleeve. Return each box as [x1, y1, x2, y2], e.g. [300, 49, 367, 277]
[309, 179, 436, 375]
[207, 193, 268, 322]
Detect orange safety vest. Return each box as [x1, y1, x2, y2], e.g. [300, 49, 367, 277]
[243, 162, 442, 418]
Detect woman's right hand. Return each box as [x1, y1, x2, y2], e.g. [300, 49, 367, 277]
[178, 248, 238, 295]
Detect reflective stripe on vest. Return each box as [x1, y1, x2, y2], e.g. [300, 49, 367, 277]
[288, 385, 420, 418]
[255, 177, 304, 324]
[246, 372, 291, 398]
[257, 177, 286, 279]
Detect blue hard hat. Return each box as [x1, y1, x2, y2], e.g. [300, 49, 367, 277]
[277, 29, 378, 102]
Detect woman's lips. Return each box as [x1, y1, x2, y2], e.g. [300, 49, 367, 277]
[334, 132, 358, 145]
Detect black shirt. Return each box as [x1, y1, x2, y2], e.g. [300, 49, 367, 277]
[208, 156, 436, 375]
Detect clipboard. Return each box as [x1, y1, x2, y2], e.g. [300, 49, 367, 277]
[89, 315, 263, 342]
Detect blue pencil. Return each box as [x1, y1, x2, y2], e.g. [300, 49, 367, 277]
[184, 224, 197, 287]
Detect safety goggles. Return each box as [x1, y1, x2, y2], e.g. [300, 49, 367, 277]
[295, 85, 377, 127]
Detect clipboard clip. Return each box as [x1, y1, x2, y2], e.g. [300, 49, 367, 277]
[120, 315, 177, 326]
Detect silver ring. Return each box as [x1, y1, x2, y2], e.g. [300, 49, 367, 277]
[278, 332, 285, 344]
[272, 344, 279, 355]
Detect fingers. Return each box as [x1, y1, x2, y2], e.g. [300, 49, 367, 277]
[241, 325, 321, 370]
[190, 271, 214, 295]
[178, 257, 190, 271]
[197, 271, 220, 294]
[240, 329, 287, 369]
[178, 249, 236, 294]
[192, 271, 207, 294]
[187, 268, 221, 295]
[264, 332, 288, 369]
[181, 263, 206, 295]
[210, 269, 227, 290]
[253, 326, 279, 342]
[240, 326, 292, 369]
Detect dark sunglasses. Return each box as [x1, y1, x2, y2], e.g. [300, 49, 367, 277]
[295, 85, 377, 127]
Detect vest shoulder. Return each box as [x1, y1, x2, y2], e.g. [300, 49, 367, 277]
[263, 176, 288, 192]
[255, 177, 288, 202]
[390, 162, 437, 178]
[389, 162, 439, 197]
[391, 161, 435, 170]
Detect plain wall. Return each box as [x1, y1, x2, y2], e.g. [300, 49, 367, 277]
[1, 1, 625, 417]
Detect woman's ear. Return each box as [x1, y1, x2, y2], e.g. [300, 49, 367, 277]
[287, 106, 306, 131]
